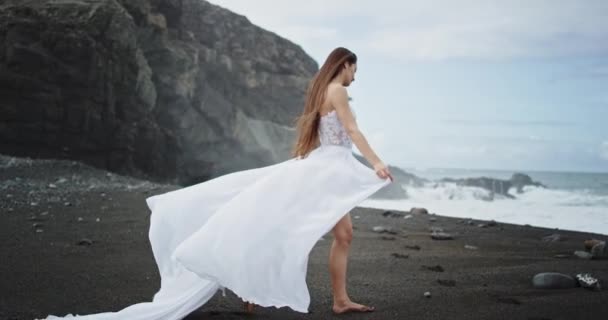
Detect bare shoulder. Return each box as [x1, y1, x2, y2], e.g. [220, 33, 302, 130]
[327, 83, 347, 96]
[327, 83, 348, 103]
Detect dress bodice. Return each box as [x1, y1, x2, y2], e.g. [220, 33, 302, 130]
[318, 106, 355, 149]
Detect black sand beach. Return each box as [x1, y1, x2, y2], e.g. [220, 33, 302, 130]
[1, 155, 607, 320]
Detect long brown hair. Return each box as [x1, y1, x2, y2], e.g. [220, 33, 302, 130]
[291, 47, 357, 159]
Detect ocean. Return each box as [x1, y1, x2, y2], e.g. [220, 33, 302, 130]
[361, 168, 608, 236]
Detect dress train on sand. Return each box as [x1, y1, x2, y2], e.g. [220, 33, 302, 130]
[39, 106, 391, 319]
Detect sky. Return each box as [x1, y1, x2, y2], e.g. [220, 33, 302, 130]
[210, 0, 608, 173]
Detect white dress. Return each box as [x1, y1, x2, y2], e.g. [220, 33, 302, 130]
[39, 106, 392, 319]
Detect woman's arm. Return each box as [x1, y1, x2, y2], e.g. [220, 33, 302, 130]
[329, 85, 383, 167]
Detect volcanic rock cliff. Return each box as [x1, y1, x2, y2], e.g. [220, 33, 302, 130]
[0, 0, 317, 184]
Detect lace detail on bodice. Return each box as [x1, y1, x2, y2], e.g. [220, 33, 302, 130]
[318, 106, 356, 148]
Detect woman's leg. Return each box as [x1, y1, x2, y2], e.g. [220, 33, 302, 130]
[329, 212, 375, 313]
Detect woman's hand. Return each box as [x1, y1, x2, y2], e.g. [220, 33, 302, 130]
[373, 161, 394, 182]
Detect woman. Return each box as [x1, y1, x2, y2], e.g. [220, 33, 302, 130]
[290, 46, 394, 314]
[38, 47, 393, 319]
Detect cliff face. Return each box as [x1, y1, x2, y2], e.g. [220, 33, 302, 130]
[0, 0, 317, 184]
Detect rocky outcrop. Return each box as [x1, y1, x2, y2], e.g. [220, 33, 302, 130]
[0, 0, 317, 184]
[353, 154, 427, 199]
[440, 173, 546, 199]
[509, 173, 546, 193]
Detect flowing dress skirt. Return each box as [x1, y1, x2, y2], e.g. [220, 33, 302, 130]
[40, 144, 391, 319]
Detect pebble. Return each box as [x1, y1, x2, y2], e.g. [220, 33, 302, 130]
[541, 233, 563, 242]
[421, 265, 444, 272]
[464, 245, 479, 250]
[584, 239, 603, 250]
[591, 241, 606, 259]
[372, 226, 398, 234]
[424, 291, 431, 298]
[403, 214, 413, 219]
[437, 279, 456, 287]
[430, 232, 453, 240]
[410, 207, 428, 214]
[532, 272, 578, 289]
[372, 226, 386, 232]
[382, 210, 401, 218]
[77, 238, 93, 246]
[77, 217, 84, 222]
[574, 250, 593, 259]
[575, 273, 602, 291]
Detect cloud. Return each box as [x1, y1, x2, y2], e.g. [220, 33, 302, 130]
[361, 0, 608, 61]
[210, 0, 608, 61]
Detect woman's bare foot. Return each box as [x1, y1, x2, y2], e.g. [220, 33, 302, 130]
[332, 300, 375, 314]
